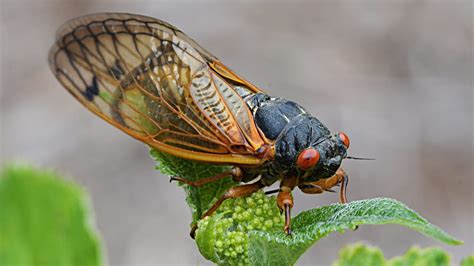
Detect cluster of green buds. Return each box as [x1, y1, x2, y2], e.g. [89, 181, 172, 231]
[195, 190, 284, 265]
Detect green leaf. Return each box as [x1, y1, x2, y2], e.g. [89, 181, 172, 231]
[461, 256, 474, 266]
[333, 244, 452, 266]
[0, 163, 103, 266]
[150, 149, 237, 223]
[248, 198, 461, 265]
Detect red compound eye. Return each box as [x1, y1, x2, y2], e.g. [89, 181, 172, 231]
[296, 148, 320, 170]
[338, 132, 350, 149]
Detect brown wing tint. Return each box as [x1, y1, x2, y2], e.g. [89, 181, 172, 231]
[49, 13, 270, 165]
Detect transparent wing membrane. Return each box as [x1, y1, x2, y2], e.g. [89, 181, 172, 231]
[49, 13, 268, 165]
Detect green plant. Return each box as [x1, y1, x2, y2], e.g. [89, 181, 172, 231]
[461, 255, 474, 266]
[0, 159, 468, 265]
[333, 243, 473, 266]
[0, 164, 103, 266]
[151, 149, 463, 266]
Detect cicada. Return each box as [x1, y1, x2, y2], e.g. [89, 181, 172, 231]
[49, 13, 353, 236]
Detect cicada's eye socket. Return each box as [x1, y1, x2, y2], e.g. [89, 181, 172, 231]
[338, 132, 350, 149]
[296, 148, 320, 170]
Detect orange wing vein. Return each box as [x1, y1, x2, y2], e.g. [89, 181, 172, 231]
[49, 12, 270, 165]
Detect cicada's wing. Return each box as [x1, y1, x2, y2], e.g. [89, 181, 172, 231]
[49, 13, 270, 165]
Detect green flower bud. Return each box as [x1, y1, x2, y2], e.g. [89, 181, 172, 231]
[195, 190, 284, 265]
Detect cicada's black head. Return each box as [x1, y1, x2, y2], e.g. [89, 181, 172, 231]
[274, 115, 350, 181]
[300, 133, 349, 181]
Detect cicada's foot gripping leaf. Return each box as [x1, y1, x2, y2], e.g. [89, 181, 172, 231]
[190, 179, 265, 238]
[298, 168, 357, 231]
[276, 175, 299, 236]
[275, 168, 350, 236]
[299, 168, 348, 204]
[277, 189, 294, 235]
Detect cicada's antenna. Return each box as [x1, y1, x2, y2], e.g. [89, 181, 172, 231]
[345, 156, 375, 160]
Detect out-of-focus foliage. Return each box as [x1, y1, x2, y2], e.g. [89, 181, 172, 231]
[332, 243, 386, 266]
[0, 164, 103, 266]
[461, 255, 474, 266]
[333, 244, 473, 266]
[388, 246, 450, 266]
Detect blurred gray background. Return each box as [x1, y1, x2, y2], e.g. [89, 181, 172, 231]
[1, 0, 472, 265]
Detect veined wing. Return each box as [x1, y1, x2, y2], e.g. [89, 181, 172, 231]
[49, 12, 271, 165]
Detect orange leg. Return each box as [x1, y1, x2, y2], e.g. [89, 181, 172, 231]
[277, 175, 299, 235]
[170, 167, 243, 187]
[339, 170, 348, 204]
[298, 168, 348, 204]
[277, 189, 293, 235]
[190, 180, 265, 238]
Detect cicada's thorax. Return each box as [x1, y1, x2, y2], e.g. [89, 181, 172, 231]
[239, 93, 334, 185]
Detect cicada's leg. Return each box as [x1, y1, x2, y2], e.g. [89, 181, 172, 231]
[170, 167, 243, 187]
[339, 170, 348, 204]
[277, 175, 299, 235]
[277, 189, 293, 235]
[298, 183, 326, 194]
[298, 168, 348, 204]
[190, 179, 265, 238]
